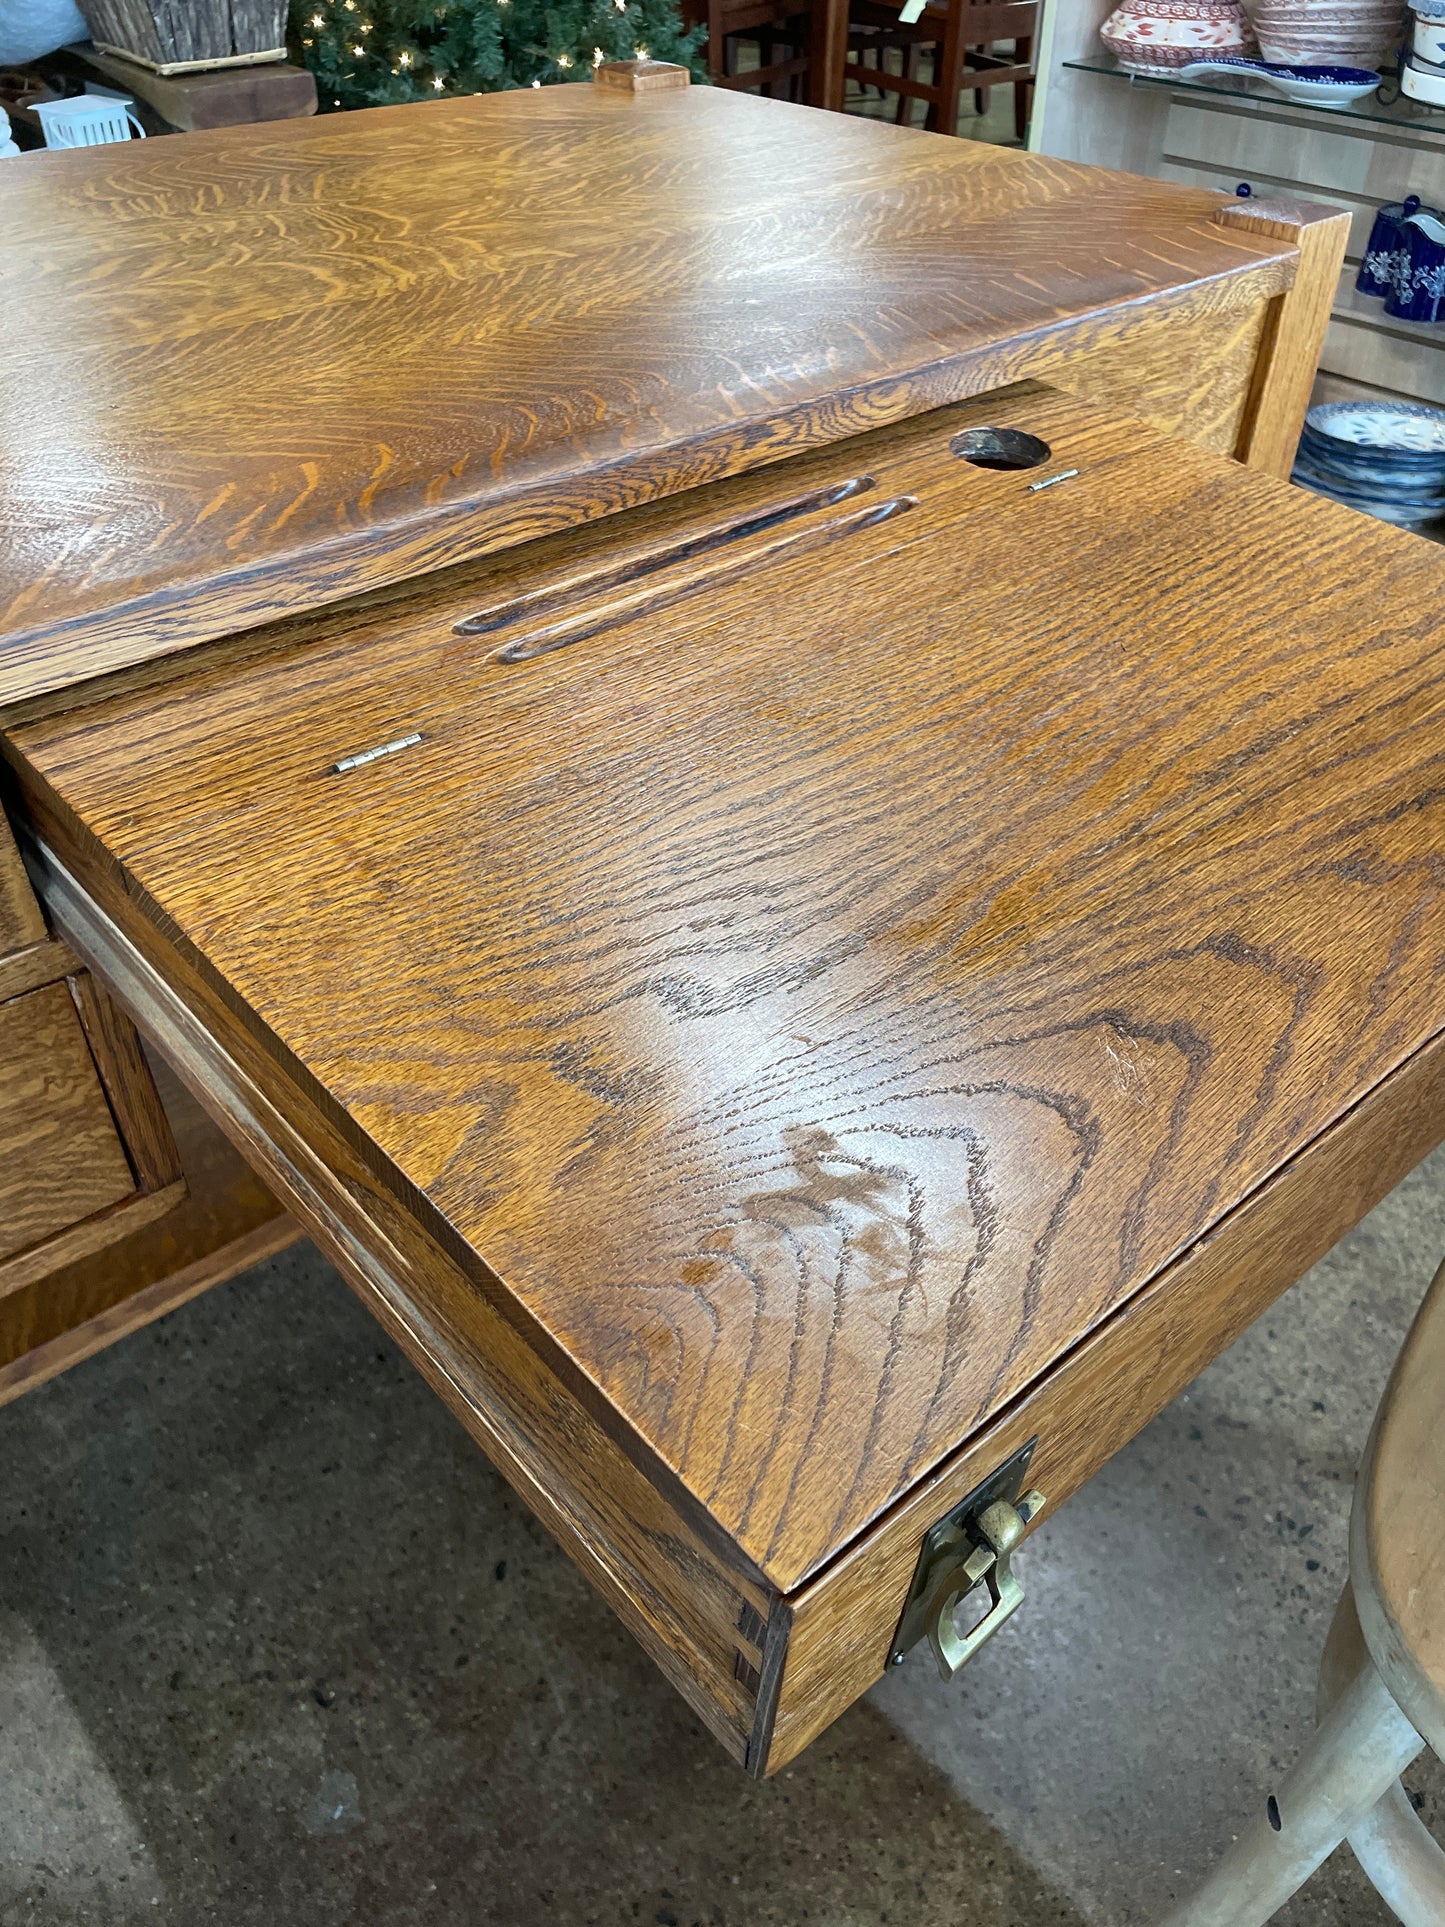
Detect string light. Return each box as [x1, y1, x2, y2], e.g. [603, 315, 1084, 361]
[310, 11, 324, 23]
[592, 44, 604, 61]
[531, 76, 541, 84]
[433, 72, 445, 85]
[556, 51, 571, 65]
[398, 48, 411, 63]
[352, 42, 365, 55]
[634, 42, 648, 54]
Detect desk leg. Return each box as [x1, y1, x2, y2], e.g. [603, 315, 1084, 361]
[810, 0, 849, 111]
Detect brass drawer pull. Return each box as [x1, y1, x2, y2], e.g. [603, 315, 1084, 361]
[920, 1490, 1046, 1679]
[888, 1437, 1046, 1679]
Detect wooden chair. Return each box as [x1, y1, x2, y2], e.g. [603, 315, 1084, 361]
[843, 0, 1036, 138]
[1160, 1256, 1445, 1927]
[684, 0, 812, 96]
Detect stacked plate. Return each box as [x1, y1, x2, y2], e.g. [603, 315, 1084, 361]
[1292, 400, 1445, 527]
[1251, 0, 1407, 66]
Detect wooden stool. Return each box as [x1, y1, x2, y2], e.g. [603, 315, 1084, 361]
[684, 0, 812, 95]
[842, 0, 1036, 137]
[1161, 1257, 1445, 1927]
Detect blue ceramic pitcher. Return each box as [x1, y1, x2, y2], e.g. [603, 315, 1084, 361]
[1357, 195, 1422, 298]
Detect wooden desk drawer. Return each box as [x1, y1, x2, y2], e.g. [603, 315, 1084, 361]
[10, 384, 1445, 1773]
[0, 964, 187, 1298]
[0, 800, 44, 955]
[0, 980, 137, 1261]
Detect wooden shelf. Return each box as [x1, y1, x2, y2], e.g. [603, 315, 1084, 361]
[66, 41, 316, 130]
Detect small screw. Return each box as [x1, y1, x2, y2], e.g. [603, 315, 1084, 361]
[1026, 468, 1081, 494]
[891, 1652, 906, 1665]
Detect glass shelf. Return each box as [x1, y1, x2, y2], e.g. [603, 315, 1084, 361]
[1062, 55, 1445, 134]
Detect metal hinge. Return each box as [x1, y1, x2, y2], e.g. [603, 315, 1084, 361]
[887, 1438, 1046, 1679]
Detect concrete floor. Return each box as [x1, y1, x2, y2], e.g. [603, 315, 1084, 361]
[3, 1150, 1445, 1927]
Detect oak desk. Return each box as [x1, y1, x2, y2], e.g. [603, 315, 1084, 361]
[5, 78, 1425, 1781]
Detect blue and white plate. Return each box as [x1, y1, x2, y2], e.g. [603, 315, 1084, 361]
[1293, 401, 1445, 527]
[1295, 477, 1444, 526]
[1293, 459, 1445, 509]
[1296, 436, 1445, 489]
[1177, 57, 1380, 104]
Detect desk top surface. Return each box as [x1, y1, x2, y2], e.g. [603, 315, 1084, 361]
[15, 386, 1445, 1592]
[0, 83, 1296, 705]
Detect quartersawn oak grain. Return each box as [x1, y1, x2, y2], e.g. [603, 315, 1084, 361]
[0, 955, 187, 1296]
[68, 969, 184, 1195]
[1217, 195, 1348, 479]
[0, 84, 1311, 701]
[13, 382, 1445, 1615]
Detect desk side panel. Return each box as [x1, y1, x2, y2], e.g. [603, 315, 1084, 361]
[1050, 198, 1347, 470]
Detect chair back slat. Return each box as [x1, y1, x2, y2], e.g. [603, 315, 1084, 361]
[842, 0, 1036, 135]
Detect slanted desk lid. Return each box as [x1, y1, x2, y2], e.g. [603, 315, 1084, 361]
[13, 385, 1445, 1592]
[0, 85, 1299, 705]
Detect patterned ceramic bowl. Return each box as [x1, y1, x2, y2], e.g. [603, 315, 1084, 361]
[1306, 399, 1445, 453]
[1100, 0, 1253, 70]
[1252, 0, 1407, 63]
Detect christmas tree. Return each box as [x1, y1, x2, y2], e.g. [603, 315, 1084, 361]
[291, 0, 706, 110]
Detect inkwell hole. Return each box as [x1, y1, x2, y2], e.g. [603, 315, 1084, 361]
[950, 427, 1052, 471]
